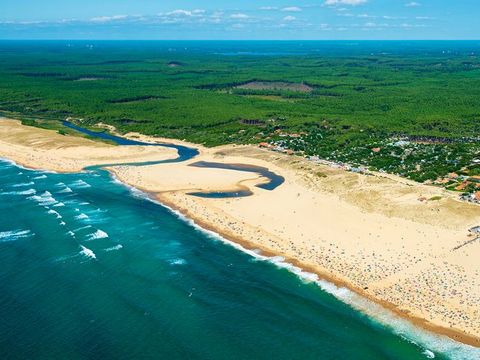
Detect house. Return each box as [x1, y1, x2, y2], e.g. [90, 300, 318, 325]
[455, 182, 468, 191]
[371, 147, 381, 153]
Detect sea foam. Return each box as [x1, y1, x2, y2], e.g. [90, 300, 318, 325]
[70, 180, 91, 189]
[58, 186, 73, 194]
[80, 245, 96, 259]
[87, 229, 109, 240]
[104, 244, 123, 252]
[28, 191, 57, 206]
[47, 209, 62, 219]
[12, 181, 35, 188]
[75, 213, 89, 220]
[0, 229, 33, 242]
[1, 188, 36, 196]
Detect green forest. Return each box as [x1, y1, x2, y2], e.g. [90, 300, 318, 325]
[0, 41, 478, 189]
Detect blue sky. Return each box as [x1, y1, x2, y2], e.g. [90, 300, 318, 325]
[0, 0, 478, 40]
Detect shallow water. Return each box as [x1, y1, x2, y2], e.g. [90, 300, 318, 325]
[2, 159, 480, 359]
[62, 120, 199, 164]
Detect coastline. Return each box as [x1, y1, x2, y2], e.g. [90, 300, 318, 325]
[1, 117, 479, 349]
[3, 152, 479, 349]
[155, 192, 480, 348]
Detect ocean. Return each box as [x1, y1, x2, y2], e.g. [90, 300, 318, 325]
[1, 158, 479, 359]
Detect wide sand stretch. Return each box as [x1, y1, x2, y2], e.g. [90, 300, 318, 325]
[0, 119, 176, 172]
[1, 118, 479, 347]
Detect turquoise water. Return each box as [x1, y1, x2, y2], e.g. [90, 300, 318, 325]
[0, 160, 478, 359]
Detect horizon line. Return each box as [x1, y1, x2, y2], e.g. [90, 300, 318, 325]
[0, 39, 479, 42]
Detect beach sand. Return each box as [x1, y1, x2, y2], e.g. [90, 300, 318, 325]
[0, 118, 176, 172]
[1, 118, 479, 347]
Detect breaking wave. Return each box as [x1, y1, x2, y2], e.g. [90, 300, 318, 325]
[47, 209, 62, 219]
[70, 180, 91, 189]
[0, 229, 33, 242]
[1, 188, 36, 196]
[87, 229, 109, 240]
[28, 191, 57, 206]
[79, 245, 96, 259]
[12, 181, 35, 188]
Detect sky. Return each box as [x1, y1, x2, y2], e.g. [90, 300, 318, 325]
[0, 0, 478, 40]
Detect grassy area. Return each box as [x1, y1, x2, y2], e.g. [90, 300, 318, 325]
[0, 40, 478, 189]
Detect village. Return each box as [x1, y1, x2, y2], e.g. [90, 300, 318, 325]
[258, 128, 480, 205]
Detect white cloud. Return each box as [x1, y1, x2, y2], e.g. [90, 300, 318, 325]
[230, 13, 249, 19]
[357, 13, 375, 18]
[90, 15, 128, 22]
[165, 9, 205, 17]
[324, 0, 368, 6]
[260, 6, 278, 10]
[282, 7, 302, 12]
[283, 16, 296, 21]
[405, 2, 421, 7]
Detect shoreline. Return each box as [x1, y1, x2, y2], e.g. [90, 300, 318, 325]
[153, 190, 480, 348]
[3, 152, 479, 349]
[1, 118, 479, 349]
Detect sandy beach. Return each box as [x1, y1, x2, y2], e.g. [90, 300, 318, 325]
[0, 118, 176, 172]
[1, 118, 479, 347]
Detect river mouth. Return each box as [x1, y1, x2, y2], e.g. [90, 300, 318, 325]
[63, 121, 285, 197]
[187, 161, 285, 198]
[62, 120, 199, 163]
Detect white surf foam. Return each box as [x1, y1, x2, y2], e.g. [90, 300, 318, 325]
[75, 213, 89, 220]
[28, 191, 57, 206]
[169, 258, 187, 265]
[47, 209, 62, 219]
[12, 181, 35, 188]
[58, 186, 73, 194]
[1, 188, 36, 196]
[104, 244, 123, 252]
[70, 180, 91, 189]
[87, 229, 109, 240]
[33, 175, 47, 180]
[0, 229, 33, 242]
[80, 245, 96, 259]
[0, 158, 55, 173]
